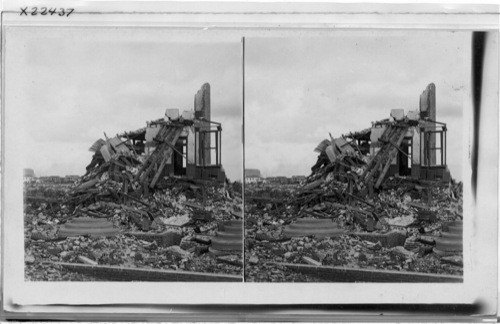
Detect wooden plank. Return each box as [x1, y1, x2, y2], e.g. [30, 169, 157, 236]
[274, 262, 463, 283]
[363, 144, 389, 183]
[108, 136, 130, 154]
[73, 178, 99, 192]
[334, 137, 355, 154]
[136, 125, 183, 187]
[133, 125, 175, 182]
[100, 145, 112, 162]
[149, 150, 171, 188]
[375, 126, 409, 188]
[55, 262, 242, 282]
[89, 138, 106, 152]
[78, 256, 98, 266]
[302, 256, 322, 266]
[149, 129, 182, 188]
[364, 125, 402, 184]
[361, 126, 393, 180]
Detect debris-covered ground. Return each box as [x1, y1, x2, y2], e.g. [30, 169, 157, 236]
[24, 84, 245, 281]
[244, 128, 463, 282]
[244, 177, 463, 282]
[25, 163, 243, 281]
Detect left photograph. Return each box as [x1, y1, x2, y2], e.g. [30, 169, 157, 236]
[7, 28, 243, 281]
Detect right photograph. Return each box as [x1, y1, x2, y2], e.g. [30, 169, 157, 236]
[244, 31, 468, 282]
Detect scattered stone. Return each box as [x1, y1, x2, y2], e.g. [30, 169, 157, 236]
[441, 255, 463, 267]
[166, 246, 192, 259]
[47, 247, 62, 256]
[217, 255, 243, 267]
[391, 246, 415, 259]
[386, 215, 415, 228]
[194, 246, 209, 255]
[249, 256, 259, 265]
[418, 235, 436, 245]
[134, 252, 143, 261]
[162, 214, 191, 227]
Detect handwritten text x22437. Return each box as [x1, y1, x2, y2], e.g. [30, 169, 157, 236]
[20, 7, 74, 17]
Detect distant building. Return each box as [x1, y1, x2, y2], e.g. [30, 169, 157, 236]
[64, 175, 80, 183]
[39, 176, 63, 184]
[245, 169, 262, 184]
[266, 176, 290, 184]
[291, 175, 306, 183]
[23, 168, 35, 183]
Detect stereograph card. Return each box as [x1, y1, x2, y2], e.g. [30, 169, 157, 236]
[1, 1, 498, 320]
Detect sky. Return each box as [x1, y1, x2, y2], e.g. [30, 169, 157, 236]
[245, 31, 470, 181]
[6, 28, 243, 181]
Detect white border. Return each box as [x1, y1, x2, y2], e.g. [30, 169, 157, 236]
[2, 1, 498, 316]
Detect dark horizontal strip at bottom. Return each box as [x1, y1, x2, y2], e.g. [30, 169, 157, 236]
[273, 262, 463, 283]
[54, 262, 243, 282]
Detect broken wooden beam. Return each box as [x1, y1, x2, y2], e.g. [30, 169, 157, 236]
[350, 230, 406, 248]
[329, 203, 372, 217]
[217, 255, 243, 267]
[120, 192, 151, 208]
[273, 262, 462, 282]
[374, 126, 409, 188]
[149, 151, 171, 189]
[192, 235, 212, 245]
[73, 178, 99, 192]
[78, 255, 98, 266]
[126, 231, 182, 247]
[302, 256, 322, 266]
[344, 192, 376, 208]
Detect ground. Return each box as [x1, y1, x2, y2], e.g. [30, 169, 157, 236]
[24, 179, 243, 281]
[24, 174, 463, 282]
[244, 177, 463, 282]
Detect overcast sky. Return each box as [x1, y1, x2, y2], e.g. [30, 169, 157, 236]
[6, 28, 243, 181]
[245, 31, 470, 181]
[5, 29, 470, 182]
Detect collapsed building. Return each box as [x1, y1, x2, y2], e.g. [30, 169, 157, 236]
[245, 83, 463, 283]
[86, 83, 225, 191]
[25, 83, 243, 282]
[313, 83, 450, 193]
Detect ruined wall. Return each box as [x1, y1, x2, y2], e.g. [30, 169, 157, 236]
[145, 124, 162, 155]
[194, 83, 211, 165]
[369, 125, 387, 157]
[419, 83, 436, 165]
[412, 127, 421, 165]
[187, 126, 195, 164]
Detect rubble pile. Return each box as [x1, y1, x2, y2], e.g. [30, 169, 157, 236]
[25, 175, 243, 280]
[71, 120, 194, 209]
[25, 122, 243, 281]
[245, 128, 463, 282]
[24, 182, 73, 212]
